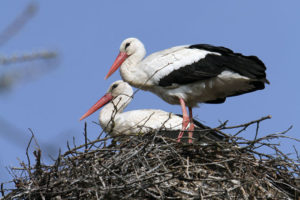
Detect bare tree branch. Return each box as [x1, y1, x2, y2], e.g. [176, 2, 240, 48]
[1, 116, 299, 199]
[0, 2, 37, 47]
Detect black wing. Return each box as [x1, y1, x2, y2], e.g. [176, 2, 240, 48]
[158, 44, 267, 87]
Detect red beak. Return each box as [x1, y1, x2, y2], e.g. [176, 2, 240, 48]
[105, 52, 128, 80]
[80, 93, 113, 121]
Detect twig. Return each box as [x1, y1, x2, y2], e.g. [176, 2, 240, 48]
[0, 3, 37, 47]
[84, 122, 88, 152]
[26, 132, 34, 170]
[2, 116, 299, 199]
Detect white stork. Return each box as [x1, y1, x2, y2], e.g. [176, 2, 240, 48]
[104, 38, 269, 143]
[80, 80, 224, 143]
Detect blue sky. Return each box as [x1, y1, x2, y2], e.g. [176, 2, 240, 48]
[0, 1, 299, 186]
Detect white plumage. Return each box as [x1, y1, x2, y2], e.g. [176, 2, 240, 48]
[104, 38, 269, 143]
[81, 80, 189, 136]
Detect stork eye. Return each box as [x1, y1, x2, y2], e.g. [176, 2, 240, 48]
[125, 43, 130, 49]
[111, 84, 118, 90]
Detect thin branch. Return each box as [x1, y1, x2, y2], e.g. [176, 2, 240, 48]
[2, 116, 299, 199]
[84, 122, 88, 152]
[0, 2, 37, 47]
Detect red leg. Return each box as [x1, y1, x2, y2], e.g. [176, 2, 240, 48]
[188, 107, 194, 144]
[177, 98, 189, 142]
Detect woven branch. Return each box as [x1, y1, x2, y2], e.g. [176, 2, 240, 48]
[1, 116, 300, 200]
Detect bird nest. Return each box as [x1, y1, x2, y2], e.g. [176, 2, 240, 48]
[2, 116, 300, 199]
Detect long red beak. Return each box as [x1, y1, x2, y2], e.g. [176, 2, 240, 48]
[80, 93, 113, 121]
[104, 52, 128, 80]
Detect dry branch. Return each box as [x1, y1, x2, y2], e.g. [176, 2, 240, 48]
[0, 3, 37, 47]
[1, 116, 300, 199]
[0, 2, 59, 93]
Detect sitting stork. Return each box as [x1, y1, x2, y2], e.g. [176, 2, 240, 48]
[105, 38, 269, 143]
[80, 80, 225, 143]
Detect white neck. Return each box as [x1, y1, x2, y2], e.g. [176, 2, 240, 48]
[120, 46, 149, 88]
[99, 94, 132, 132]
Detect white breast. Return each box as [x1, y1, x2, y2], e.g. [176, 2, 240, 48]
[101, 109, 186, 136]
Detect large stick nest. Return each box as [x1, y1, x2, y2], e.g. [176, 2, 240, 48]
[2, 116, 300, 199]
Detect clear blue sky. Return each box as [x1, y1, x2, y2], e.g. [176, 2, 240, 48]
[0, 1, 299, 185]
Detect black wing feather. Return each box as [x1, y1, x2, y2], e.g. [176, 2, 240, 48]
[158, 44, 267, 87]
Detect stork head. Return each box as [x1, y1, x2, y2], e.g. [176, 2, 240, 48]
[105, 38, 146, 80]
[107, 80, 133, 98]
[119, 38, 144, 56]
[80, 80, 133, 121]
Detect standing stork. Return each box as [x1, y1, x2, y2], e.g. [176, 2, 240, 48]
[80, 80, 225, 143]
[105, 38, 269, 143]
